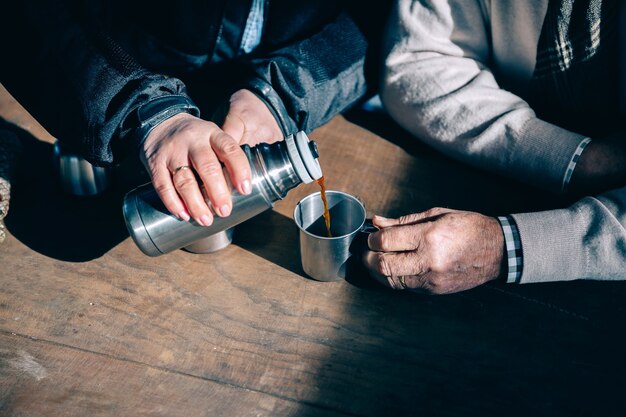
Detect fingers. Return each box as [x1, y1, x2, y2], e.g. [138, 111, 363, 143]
[142, 115, 253, 226]
[208, 131, 253, 196]
[367, 223, 424, 252]
[370, 272, 405, 291]
[186, 129, 252, 220]
[368, 208, 456, 252]
[364, 210, 507, 295]
[363, 250, 427, 280]
[150, 156, 216, 226]
[150, 163, 191, 223]
[171, 162, 214, 226]
[362, 250, 434, 292]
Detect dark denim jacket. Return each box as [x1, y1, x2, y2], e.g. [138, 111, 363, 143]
[1, 0, 385, 166]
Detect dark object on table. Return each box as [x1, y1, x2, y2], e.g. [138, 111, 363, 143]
[0, 124, 22, 243]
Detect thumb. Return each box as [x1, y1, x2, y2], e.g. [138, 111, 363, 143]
[371, 214, 399, 228]
[221, 112, 246, 145]
[372, 207, 455, 228]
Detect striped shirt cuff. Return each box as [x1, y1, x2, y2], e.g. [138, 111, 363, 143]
[561, 137, 592, 192]
[497, 216, 522, 283]
[239, 0, 265, 54]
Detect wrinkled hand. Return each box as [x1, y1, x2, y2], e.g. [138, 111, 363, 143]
[216, 89, 283, 147]
[363, 208, 505, 294]
[141, 113, 252, 226]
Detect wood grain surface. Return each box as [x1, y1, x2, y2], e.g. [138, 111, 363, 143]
[1, 84, 626, 417]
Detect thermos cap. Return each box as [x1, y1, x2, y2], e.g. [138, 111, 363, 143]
[285, 132, 322, 183]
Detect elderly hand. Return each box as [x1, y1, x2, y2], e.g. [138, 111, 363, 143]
[363, 208, 506, 294]
[141, 113, 252, 227]
[217, 89, 283, 147]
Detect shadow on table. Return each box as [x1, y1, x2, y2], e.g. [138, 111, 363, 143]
[234, 209, 307, 277]
[234, 206, 626, 416]
[239, 210, 626, 416]
[302, 279, 626, 417]
[235, 208, 382, 291]
[280, 109, 626, 417]
[2, 121, 130, 262]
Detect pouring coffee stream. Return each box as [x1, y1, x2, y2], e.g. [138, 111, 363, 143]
[316, 176, 332, 237]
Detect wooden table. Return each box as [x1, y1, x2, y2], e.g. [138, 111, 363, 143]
[1, 84, 626, 416]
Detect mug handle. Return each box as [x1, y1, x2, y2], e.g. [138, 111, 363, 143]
[360, 218, 378, 234]
[349, 218, 377, 258]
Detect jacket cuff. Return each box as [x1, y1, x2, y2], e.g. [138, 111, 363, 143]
[119, 95, 200, 157]
[240, 77, 298, 137]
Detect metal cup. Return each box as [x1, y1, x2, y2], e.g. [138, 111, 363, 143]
[182, 228, 234, 253]
[294, 190, 372, 282]
[53, 141, 110, 196]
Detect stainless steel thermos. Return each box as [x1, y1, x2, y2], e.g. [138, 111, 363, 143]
[123, 131, 322, 256]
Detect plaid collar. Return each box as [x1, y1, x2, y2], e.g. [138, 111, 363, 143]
[529, 0, 620, 137]
[533, 0, 618, 77]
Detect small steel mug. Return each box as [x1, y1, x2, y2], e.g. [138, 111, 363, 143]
[53, 141, 110, 196]
[294, 190, 375, 282]
[183, 228, 234, 253]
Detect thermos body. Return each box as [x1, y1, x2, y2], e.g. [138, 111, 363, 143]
[124, 148, 275, 256]
[123, 132, 322, 256]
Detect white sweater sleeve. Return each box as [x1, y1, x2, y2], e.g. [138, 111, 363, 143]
[511, 187, 626, 283]
[381, 0, 589, 192]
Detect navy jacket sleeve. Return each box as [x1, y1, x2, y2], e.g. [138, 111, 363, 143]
[241, 9, 379, 135]
[0, 1, 194, 166]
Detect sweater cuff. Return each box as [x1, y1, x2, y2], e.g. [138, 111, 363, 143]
[512, 118, 590, 193]
[510, 209, 588, 284]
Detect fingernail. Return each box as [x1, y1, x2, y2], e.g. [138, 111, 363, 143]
[219, 204, 231, 217]
[241, 180, 252, 195]
[179, 211, 190, 222]
[201, 214, 212, 226]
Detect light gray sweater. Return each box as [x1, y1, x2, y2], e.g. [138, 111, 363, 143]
[382, 0, 626, 283]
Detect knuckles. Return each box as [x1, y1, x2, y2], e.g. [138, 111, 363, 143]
[370, 231, 392, 252]
[216, 137, 241, 155]
[421, 224, 457, 271]
[173, 175, 198, 191]
[397, 207, 446, 224]
[194, 161, 224, 177]
[425, 207, 448, 217]
[171, 119, 219, 142]
[170, 119, 205, 138]
[372, 252, 395, 277]
[153, 182, 172, 196]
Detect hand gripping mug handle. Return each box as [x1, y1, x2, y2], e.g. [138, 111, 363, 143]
[360, 218, 378, 234]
